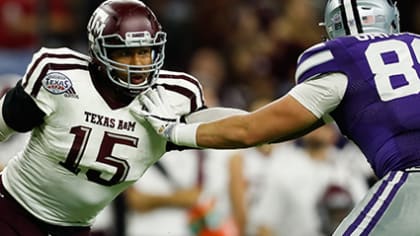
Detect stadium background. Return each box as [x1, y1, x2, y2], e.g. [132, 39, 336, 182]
[0, 0, 418, 108]
[0, 0, 419, 236]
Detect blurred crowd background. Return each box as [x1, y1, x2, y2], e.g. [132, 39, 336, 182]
[1, 0, 419, 108]
[0, 0, 419, 236]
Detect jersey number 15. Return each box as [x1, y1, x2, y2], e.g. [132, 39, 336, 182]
[60, 126, 138, 186]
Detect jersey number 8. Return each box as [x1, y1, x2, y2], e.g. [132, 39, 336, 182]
[366, 38, 420, 102]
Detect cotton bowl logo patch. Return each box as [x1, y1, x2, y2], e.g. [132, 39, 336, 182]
[42, 72, 73, 94]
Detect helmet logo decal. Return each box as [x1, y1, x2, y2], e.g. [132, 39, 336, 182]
[42, 72, 74, 95]
[88, 9, 108, 37]
[331, 12, 344, 32]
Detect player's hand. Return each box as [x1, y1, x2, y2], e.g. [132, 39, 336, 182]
[131, 86, 179, 140]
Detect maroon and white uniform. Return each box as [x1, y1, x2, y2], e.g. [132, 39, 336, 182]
[0, 47, 205, 226]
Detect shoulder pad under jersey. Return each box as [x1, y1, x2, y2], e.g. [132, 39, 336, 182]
[294, 36, 362, 84]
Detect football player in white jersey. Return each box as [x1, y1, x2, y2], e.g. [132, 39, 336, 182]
[0, 1, 243, 235]
[138, 0, 420, 235]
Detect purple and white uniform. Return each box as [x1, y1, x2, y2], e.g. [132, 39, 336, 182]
[291, 32, 420, 235]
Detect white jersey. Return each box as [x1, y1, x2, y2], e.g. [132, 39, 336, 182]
[1, 47, 205, 226]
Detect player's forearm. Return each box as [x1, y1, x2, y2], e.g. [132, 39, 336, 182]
[175, 113, 279, 149]
[167, 95, 321, 148]
[194, 99, 313, 148]
[196, 115, 260, 148]
[195, 95, 318, 148]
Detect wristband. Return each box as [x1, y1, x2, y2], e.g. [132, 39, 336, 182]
[171, 122, 201, 148]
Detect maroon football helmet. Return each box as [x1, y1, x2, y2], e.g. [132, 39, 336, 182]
[87, 0, 167, 96]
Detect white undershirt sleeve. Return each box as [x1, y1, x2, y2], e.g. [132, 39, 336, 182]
[288, 73, 348, 123]
[0, 96, 15, 141]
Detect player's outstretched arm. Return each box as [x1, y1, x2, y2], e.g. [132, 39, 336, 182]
[195, 95, 323, 148]
[136, 86, 322, 149]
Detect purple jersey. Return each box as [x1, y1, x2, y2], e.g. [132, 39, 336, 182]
[296, 33, 420, 178]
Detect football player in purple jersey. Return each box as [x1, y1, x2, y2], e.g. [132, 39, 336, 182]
[0, 1, 243, 235]
[138, 0, 420, 235]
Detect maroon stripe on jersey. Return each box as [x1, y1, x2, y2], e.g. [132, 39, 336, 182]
[159, 73, 200, 88]
[160, 84, 199, 111]
[23, 52, 88, 88]
[30, 63, 88, 97]
[159, 73, 205, 108]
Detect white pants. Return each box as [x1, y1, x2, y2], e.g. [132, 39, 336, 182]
[334, 169, 420, 235]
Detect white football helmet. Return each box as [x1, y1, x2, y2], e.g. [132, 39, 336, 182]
[322, 0, 400, 39]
